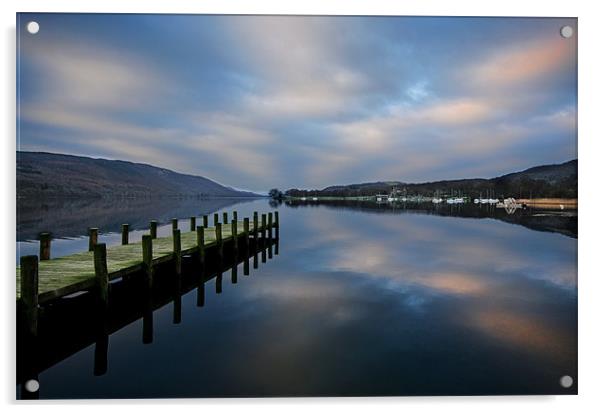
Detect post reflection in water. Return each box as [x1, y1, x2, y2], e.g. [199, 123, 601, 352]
[231, 252, 238, 284]
[196, 281, 205, 308]
[93, 308, 109, 376]
[215, 273, 223, 294]
[244, 251, 250, 276]
[142, 291, 154, 345]
[93, 333, 108, 377]
[173, 273, 182, 325]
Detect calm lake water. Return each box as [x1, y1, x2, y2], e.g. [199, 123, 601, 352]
[16, 198, 577, 397]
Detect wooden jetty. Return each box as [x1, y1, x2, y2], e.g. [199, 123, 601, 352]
[17, 210, 280, 338]
[17, 229, 279, 399]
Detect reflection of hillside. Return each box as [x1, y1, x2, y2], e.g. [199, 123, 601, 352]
[285, 200, 577, 238]
[17, 197, 256, 241]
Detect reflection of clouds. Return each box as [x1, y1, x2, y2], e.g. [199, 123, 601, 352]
[295, 208, 576, 365]
[415, 272, 489, 296]
[296, 207, 576, 296]
[243, 275, 367, 328]
[467, 308, 575, 362]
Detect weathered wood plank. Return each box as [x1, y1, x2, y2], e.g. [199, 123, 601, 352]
[16, 217, 264, 303]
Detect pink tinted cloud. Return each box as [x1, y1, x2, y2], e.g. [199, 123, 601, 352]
[470, 37, 575, 89]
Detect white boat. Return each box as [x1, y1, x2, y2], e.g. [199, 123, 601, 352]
[300, 197, 306, 201]
[446, 197, 465, 204]
[476, 198, 498, 204]
[312, 197, 318, 201]
[432, 198, 443, 204]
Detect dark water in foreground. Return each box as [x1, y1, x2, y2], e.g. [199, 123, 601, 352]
[17, 198, 577, 397]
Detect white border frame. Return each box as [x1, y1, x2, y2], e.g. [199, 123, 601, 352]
[2, 1, 601, 412]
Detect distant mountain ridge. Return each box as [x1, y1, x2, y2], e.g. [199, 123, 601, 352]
[286, 160, 577, 198]
[17, 152, 260, 198]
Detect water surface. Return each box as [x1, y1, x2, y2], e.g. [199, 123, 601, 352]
[17, 198, 577, 397]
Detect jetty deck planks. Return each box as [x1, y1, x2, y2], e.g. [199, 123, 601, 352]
[16, 219, 267, 303]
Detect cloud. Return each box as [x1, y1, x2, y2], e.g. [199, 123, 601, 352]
[468, 37, 576, 91]
[23, 39, 166, 111]
[17, 15, 577, 189]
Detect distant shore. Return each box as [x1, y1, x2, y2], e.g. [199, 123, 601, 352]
[286, 196, 578, 210]
[517, 198, 578, 209]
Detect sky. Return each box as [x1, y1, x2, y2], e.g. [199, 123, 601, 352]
[17, 14, 577, 192]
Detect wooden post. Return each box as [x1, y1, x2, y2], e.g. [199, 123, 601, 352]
[253, 212, 259, 237]
[121, 224, 129, 245]
[233, 211, 238, 222]
[190, 217, 196, 232]
[213, 213, 219, 227]
[244, 218, 250, 248]
[20, 255, 38, 337]
[93, 243, 109, 309]
[223, 212, 228, 225]
[196, 226, 205, 267]
[275, 211, 279, 228]
[142, 242, 154, 344]
[216, 223, 223, 258]
[232, 220, 238, 250]
[172, 218, 178, 231]
[88, 228, 99, 252]
[268, 213, 273, 239]
[261, 214, 267, 239]
[202, 215, 208, 228]
[173, 229, 182, 275]
[39, 232, 51, 261]
[150, 220, 157, 239]
[142, 235, 153, 287]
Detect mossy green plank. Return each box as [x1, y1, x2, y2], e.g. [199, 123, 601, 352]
[16, 220, 263, 300]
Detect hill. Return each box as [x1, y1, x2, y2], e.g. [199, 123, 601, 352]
[285, 160, 577, 198]
[17, 151, 260, 198]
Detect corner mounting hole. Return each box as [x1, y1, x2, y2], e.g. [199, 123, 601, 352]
[560, 25, 573, 39]
[560, 375, 573, 388]
[26, 21, 39, 34]
[24, 379, 39, 392]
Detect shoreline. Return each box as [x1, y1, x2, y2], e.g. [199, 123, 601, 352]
[286, 196, 578, 210]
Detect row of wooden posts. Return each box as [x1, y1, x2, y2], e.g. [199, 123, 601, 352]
[19, 210, 279, 338]
[35, 211, 278, 259]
